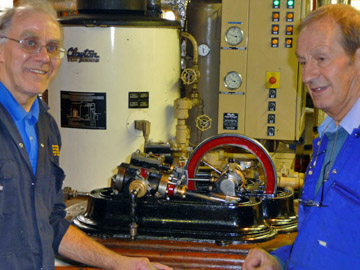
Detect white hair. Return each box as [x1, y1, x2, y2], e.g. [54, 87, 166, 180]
[0, 0, 59, 40]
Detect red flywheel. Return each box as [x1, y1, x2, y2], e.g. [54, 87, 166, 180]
[185, 134, 277, 195]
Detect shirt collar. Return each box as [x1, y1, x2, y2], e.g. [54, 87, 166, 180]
[0, 81, 39, 123]
[318, 97, 360, 137]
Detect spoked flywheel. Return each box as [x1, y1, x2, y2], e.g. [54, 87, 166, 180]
[185, 134, 277, 196]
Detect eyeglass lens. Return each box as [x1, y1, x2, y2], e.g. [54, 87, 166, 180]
[21, 38, 64, 59]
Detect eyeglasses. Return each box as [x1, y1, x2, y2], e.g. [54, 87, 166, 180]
[299, 160, 330, 208]
[0, 36, 65, 60]
[299, 124, 340, 208]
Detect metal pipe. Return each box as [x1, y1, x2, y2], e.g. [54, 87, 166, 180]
[180, 31, 199, 65]
[187, 178, 212, 182]
[186, 191, 225, 203]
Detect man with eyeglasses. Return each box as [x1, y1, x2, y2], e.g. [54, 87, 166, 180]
[0, 1, 172, 270]
[243, 4, 360, 270]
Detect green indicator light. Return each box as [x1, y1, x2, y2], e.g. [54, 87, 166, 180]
[288, 0, 294, 7]
[274, 0, 280, 5]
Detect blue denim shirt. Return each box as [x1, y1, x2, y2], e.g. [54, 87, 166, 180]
[0, 97, 70, 269]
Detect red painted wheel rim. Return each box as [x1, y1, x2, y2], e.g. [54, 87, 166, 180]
[185, 134, 277, 195]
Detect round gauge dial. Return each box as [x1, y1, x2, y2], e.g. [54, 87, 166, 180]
[224, 71, 242, 90]
[225, 26, 244, 46]
[198, 44, 211, 56]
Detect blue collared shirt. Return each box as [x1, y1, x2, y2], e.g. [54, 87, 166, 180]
[318, 97, 360, 136]
[0, 82, 39, 174]
[314, 97, 360, 195]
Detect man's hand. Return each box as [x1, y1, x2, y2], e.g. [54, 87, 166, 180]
[111, 256, 172, 270]
[59, 225, 173, 270]
[242, 248, 281, 270]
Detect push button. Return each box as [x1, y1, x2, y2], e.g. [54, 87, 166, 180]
[266, 72, 280, 88]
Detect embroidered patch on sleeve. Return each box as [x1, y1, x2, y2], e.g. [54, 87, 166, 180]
[52, 145, 60, 157]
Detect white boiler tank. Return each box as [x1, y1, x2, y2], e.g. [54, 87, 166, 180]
[48, 14, 180, 191]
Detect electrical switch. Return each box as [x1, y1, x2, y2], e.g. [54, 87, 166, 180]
[269, 77, 277, 84]
[267, 127, 275, 136]
[268, 114, 276, 124]
[269, 89, 277, 98]
[268, 102, 276, 111]
[266, 72, 280, 88]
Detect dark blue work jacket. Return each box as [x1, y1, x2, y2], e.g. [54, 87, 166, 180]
[0, 98, 70, 270]
[272, 127, 360, 269]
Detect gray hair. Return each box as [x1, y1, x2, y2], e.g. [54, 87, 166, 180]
[0, 0, 59, 41]
[298, 4, 360, 57]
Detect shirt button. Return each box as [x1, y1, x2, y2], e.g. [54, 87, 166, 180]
[332, 169, 337, 174]
[317, 141, 320, 146]
[308, 170, 313, 175]
[30, 136, 33, 141]
[40, 143, 44, 148]
[19, 143, 24, 148]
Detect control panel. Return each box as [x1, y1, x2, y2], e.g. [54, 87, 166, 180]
[218, 0, 309, 140]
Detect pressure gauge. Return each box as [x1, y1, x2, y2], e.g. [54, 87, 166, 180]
[225, 26, 243, 46]
[198, 44, 211, 56]
[224, 71, 242, 90]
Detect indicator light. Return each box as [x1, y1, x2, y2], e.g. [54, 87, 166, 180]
[272, 38, 279, 45]
[272, 25, 279, 34]
[285, 38, 293, 48]
[271, 38, 279, 48]
[287, 0, 294, 8]
[286, 25, 293, 35]
[272, 12, 280, 21]
[273, 0, 280, 8]
[286, 12, 294, 22]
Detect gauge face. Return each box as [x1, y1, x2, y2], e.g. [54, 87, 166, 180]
[198, 44, 211, 56]
[225, 26, 243, 46]
[224, 71, 242, 90]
